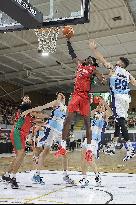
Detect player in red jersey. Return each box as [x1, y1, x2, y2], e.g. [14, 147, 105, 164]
[1, 95, 59, 189]
[55, 39, 106, 162]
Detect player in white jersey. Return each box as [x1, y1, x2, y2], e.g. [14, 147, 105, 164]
[90, 40, 136, 161]
[32, 93, 74, 185]
[80, 97, 112, 187]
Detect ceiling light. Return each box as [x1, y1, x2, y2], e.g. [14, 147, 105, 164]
[42, 52, 49, 57]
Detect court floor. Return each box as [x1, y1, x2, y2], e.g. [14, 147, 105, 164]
[0, 170, 136, 204]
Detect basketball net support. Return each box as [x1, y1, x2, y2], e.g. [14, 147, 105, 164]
[0, 0, 43, 28]
[43, 0, 54, 21]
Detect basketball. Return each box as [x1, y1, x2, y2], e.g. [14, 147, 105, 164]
[1, 0, 136, 203]
[93, 96, 101, 104]
[62, 26, 74, 39]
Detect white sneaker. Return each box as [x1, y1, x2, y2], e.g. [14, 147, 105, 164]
[123, 148, 135, 161]
[79, 178, 89, 188]
[95, 173, 101, 186]
[104, 149, 115, 155]
[115, 143, 123, 150]
[104, 143, 115, 155]
[63, 175, 75, 185]
[32, 174, 45, 185]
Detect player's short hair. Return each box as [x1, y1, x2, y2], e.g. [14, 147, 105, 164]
[56, 92, 65, 99]
[120, 57, 129, 68]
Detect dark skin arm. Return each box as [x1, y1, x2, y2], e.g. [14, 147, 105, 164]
[67, 39, 84, 65]
[93, 69, 107, 85]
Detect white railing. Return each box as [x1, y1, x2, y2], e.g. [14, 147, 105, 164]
[0, 124, 12, 130]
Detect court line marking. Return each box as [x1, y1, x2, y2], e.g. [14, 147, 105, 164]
[105, 190, 113, 204]
[38, 199, 67, 204]
[0, 198, 15, 200]
[24, 186, 67, 204]
[94, 188, 113, 204]
[21, 172, 134, 204]
[2, 172, 134, 204]
[24, 186, 112, 205]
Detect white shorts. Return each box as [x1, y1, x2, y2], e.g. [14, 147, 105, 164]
[37, 127, 61, 148]
[44, 128, 61, 147]
[112, 94, 131, 119]
[81, 139, 99, 159]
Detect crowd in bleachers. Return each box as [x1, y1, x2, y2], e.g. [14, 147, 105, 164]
[0, 100, 17, 125]
[0, 98, 136, 129]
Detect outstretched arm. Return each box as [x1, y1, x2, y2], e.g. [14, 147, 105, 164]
[130, 74, 136, 86]
[32, 112, 50, 119]
[93, 70, 107, 85]
[89, 40, 114, 70]
[21, 100, 59, 117]
[67, 39, 80, 65]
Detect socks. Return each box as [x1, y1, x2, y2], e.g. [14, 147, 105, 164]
[61, 140, 66, 149]
[86, 144, 92, 151]
[5, 172, 10, 177]
[63, 170, 68, 177]
[36, 170, 40, 176]
[95, 172, 99, 177]
[11, 173, 16, 179]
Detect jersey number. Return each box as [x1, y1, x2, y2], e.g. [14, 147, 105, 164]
[115, 79, 128, 90]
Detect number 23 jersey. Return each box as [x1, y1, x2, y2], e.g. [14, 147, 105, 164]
[110, 66, 130, 94]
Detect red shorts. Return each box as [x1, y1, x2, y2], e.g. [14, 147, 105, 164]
[10, 127, 27, 153]
[68, 93, 90, 117]
[10, 115, 32, 153]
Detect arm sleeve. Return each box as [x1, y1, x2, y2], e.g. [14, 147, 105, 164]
[67, 40, 77, 60]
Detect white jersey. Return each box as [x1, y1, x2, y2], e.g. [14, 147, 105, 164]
[110, 66, 130, 95]
[110, 66, 131, 119]
[37, 102, 67, 148]
[82, 111, 107, 159]
[48, 102, 67, 133]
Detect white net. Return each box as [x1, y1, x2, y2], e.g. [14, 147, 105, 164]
[34, 27, 60, 54]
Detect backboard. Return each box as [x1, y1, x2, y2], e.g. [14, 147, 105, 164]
[0, 0, 90, 32]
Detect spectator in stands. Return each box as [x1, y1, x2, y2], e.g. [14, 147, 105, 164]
[0, 99, 17, 125]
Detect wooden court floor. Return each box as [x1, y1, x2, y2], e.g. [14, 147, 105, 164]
[0, 149, 136, 175]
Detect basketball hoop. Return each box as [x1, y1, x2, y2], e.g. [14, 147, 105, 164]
[34, 27, 60, 54]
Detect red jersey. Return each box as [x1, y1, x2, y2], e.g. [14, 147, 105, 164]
[74, 64, 96, 94]
[14, 103, 33, 135]
[21, 114, 33, 135]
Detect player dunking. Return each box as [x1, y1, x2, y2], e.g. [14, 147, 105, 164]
[55, 38, 106, 162]
[90, 40, 136, 161]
